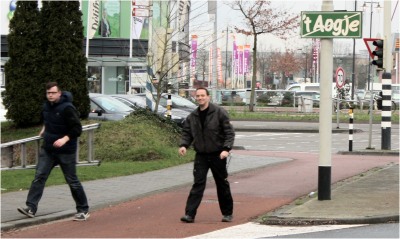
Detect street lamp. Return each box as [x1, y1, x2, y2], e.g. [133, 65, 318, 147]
[298, 48, 308, 83]
[362, 1, 382, 91]
[362, 1, 381, 150]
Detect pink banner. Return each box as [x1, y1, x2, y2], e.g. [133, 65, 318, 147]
[191, 35, 198, 67]
[217, 48, 223, 86]
[233, 38, 238, 75]
[238, 45, 243, 75]
[244, 45, 250, 74]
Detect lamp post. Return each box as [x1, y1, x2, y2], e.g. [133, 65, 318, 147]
[362, 1, 382, 91]
[362, 1, 381, 150]
[298, 48, 308, 83]
[304, 51, 308, 82]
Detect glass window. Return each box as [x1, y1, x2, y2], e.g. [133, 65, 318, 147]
[88, 66, 102, 93]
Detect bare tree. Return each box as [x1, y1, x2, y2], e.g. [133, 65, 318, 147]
[229, 0, 298, 111]
[268, 50, 302, 88]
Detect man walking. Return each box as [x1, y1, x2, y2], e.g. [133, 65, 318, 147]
[178, 87, 235, 223]
[17, 82, 90, 221]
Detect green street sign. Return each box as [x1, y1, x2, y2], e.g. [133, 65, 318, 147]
[301, 11, 362, 38]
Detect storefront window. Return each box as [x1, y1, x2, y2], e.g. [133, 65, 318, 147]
[88, 66, 102, 93]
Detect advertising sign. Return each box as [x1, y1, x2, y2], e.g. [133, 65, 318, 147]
[301, 11, 362, 38]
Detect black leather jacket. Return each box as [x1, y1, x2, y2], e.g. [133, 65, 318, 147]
[180, 103, 235, 154]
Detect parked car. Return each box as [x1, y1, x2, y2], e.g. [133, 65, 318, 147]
[110, 94, 189, 127]
[159, 93, 197, 112]
[135, 93, 197, 112]
[89, 93, 134, 121]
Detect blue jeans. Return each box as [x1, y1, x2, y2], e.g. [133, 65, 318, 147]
[184, 153, 233, 217]
[26, 149, 89, 214]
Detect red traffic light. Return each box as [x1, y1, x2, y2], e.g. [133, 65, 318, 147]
[371, 39, 384, 69]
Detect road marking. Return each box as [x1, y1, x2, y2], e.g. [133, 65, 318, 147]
[186, 222, 365, 239]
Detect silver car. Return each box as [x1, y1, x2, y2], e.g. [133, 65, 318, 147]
[89, 93, 133, 121]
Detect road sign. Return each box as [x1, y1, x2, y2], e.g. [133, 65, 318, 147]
[301, 11, 362, 38]
[363, 38, 380, 58]
[336, 67, 345, 89]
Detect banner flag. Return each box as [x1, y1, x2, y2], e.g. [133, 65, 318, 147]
[217, 48, 223, 86]
[87, 0, 100, 39]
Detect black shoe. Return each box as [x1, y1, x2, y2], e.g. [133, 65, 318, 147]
[17, 207, 35, 218]
[180, 215, 194, 223]
[222, 215, 233, 222]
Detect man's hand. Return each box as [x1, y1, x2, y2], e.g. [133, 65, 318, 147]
[53, 136, 69, 148]
[220, 151, 230, 160]
[179, 147, 187, 156]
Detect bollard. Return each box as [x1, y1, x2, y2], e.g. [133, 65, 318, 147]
[381, 72, 391, 150]
[348, 108, 354, 152]
[166, 89, 172, 119]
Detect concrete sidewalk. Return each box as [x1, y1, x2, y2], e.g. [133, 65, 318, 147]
[262, 162, 399, 225]
[1, 121, 399, 234]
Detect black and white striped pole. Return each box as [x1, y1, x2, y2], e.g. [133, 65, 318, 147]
[166, 87, 172, 119]
[348, 108, 354, 152]
[381, 72, 391, 149]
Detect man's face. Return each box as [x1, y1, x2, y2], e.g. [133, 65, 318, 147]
[46, 86, 61, 103]
[195, 89, 210, 106]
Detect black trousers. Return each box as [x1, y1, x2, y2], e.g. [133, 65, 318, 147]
[185, 153, 233, 217]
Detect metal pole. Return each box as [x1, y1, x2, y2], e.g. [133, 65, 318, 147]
[224, 26, 229, 89]
[351, 0, 357, 100]
[318, 0, 333, 201]
[211, 1, 218, 102]
[366, 2, 374, 149]
[349, 108, 354, 151]
[305, 52, 308, 82]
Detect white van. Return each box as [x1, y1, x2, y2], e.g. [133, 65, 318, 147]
[286, 83, 348, 98]
[285, 83, 320, 92]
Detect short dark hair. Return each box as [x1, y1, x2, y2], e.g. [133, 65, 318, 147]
[196, 87, 209, 96]
[46, 82, 60, 91]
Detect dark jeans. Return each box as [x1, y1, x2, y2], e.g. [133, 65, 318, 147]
[26, 149, 89, 214]
[185, 153, 233, 218]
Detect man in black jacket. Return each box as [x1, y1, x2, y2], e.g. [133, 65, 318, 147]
[179, 87, 235, 223]
[17, 82, 90, 221]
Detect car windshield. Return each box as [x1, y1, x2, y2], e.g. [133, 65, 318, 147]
[92, 95, 133, 113]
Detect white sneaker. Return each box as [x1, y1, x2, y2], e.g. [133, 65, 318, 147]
[73, 212, 90, 221]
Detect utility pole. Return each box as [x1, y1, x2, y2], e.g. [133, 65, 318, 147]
[209, 0, 217, 102]
[318, 0, 333, 201]
[381, 0, 392, 150]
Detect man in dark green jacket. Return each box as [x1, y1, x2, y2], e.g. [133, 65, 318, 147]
[179, 87, 235, 223]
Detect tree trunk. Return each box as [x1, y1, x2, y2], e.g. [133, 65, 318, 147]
[249, 34, 258, 112]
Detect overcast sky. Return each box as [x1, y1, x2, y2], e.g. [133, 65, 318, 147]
[189, 0, 400, 55]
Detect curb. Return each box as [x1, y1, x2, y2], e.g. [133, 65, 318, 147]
[338, 150, 400, 156]
[233, 128, 363, 134]
[1, 210, 76, 232]
[259, 215, 400, 226]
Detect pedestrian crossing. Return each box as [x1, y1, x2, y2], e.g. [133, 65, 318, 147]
[234, 131, 399, 152]
[186, 222, 364, 238]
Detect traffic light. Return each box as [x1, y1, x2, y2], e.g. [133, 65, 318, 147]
[371, 39, 384, 69]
